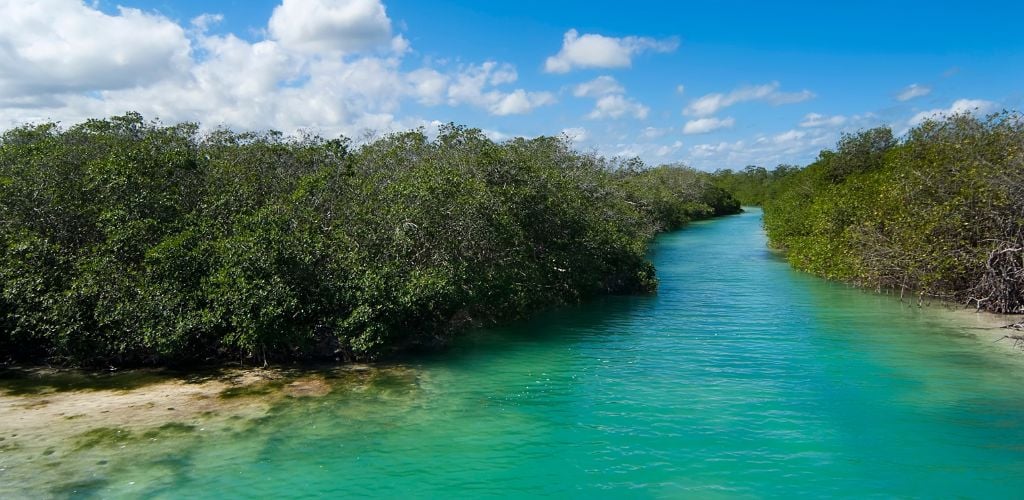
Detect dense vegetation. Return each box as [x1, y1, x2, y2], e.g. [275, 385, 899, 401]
[710, 165, 800, 206]
[0, 114, 740, 366]
[762, 113, 1024, 314]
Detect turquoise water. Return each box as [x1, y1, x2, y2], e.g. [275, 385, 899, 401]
[10, 208, 1024, 497]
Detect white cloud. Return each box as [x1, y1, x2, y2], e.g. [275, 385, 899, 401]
[0, 1, 558, 136]
[676, 84, 686, 95]
[0, 0, 859, 169]
[909, 98, 997, 126]
[685, 128, 835, 170]
[800, 113, 847, 128]
[770, 129, 806, 145]
[656, 141, 684, 157]
[607, 139, 684, 160]
[685, 82, 815, 117]
[640, 126, 670, 139]
[561, 127, 588, 142]
[0, 0, 191, 98]
[446, 62, 516, 101]
[268, 0, 395, 53]
[389, 34, 411, 55]
[447, 62, 556, 116]
[492, 89, 556, 116]
[679, 110, 888, 170]
[896, 83, 931, 101]
[145, 37, 406, 134]
[190, 13, 224, 33]
[689, 141, 738, 160]
[682, 116, 735, 134]
[572, 76, 624, 98]
[587, 94, 649, 120]
[572, 76, 648, 120]
[482, 129, 510, 142]
[544, 29, 678, 73]
[487, 64, 519, 86]
[405, 68, 449, 106]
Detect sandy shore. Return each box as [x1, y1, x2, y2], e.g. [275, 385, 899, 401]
[0, 364, 397, 497]
[0, 299, 1019, 496]
[920, 301, 1024, 351]
[1, 306, 1019, 452]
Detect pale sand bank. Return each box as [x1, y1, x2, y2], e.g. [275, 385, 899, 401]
[0, 299, 1019, 496]
[0, 364, 417, 497]
[921, 302, 1023, 351]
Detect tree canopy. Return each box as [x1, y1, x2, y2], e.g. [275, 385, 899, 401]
[761, 112, 1024, 313]
[0, 113, 740, 366]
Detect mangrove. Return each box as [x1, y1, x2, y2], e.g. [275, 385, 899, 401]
[0, 113, 740, 366]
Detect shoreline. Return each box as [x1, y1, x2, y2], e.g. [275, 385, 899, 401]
[0, 364, 419, 496]
[2, 294, 1019, 451]
[833, 283, 1024, 353]
[0, 226, 1021, 496]
[931, 303, 1024, 351]
[763, 243, 1023, 351]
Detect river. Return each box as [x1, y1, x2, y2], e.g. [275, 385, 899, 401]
[3, 207, 1024, 498]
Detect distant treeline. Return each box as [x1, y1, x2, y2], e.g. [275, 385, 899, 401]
[710, 164, 800, 206]
[0, 113, 739, 366]
[734, 113, 1023, 314]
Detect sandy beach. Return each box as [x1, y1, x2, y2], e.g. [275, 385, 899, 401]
[0, 364, 407, 496]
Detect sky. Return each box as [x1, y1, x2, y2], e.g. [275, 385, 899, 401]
[1, 0, 1022, 170]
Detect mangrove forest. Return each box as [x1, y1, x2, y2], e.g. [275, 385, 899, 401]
[0, 113, 740, 366]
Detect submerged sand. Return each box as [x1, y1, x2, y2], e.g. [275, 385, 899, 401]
[924, 302, 1024, 351]
[0, 301, 1020, 496]
[0, 364, 417, 497]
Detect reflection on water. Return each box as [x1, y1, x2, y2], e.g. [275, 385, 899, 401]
[2, 208, 1023, 498]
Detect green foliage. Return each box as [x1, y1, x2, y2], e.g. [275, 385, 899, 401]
[762, 114, 1024, 313]
[618, 163, 742, 231]
[0, 114, 740, 366]
[710, 165, 800, 206]
[820, 127, 897, 183]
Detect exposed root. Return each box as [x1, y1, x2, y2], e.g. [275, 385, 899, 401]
[997, 322, 1024, 349]
[970, 244, 1024, 314]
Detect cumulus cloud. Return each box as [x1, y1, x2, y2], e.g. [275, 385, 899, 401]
[447, 62, 556, 116]
[896, 83, 931, 102]
[656, 141, 684, 157]
[682, 116, 735, 134]
[0, 0, 191, 98]
[609, 140, 681, 159]
[481, 129, 510, 142]
[493, 90, 556, 116]
[405, 68, 449, 106]
[561, 127, 588, 142]
[0, 1, 558, 135]
[572, 76, 648, 120]
[640, 126, 670, 139]
[800, 113, 847, 128]
[909, 98, 997, 126]
[544, 29, 678, 73]
[587, 94, 649, 120]
[268, 0, 395, 53]
[685, 128, 835, 170]
[685, 82, 815, 117]
[190, 13, 224, 33]
[572, 76, 624, 98]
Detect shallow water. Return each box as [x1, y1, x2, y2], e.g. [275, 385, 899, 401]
[3, 207, 1024, 498]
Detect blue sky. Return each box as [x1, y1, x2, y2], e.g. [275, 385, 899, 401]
[3, 0, 1022, 169]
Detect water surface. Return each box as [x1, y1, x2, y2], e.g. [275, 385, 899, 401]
[4, 208, 1024, 498]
